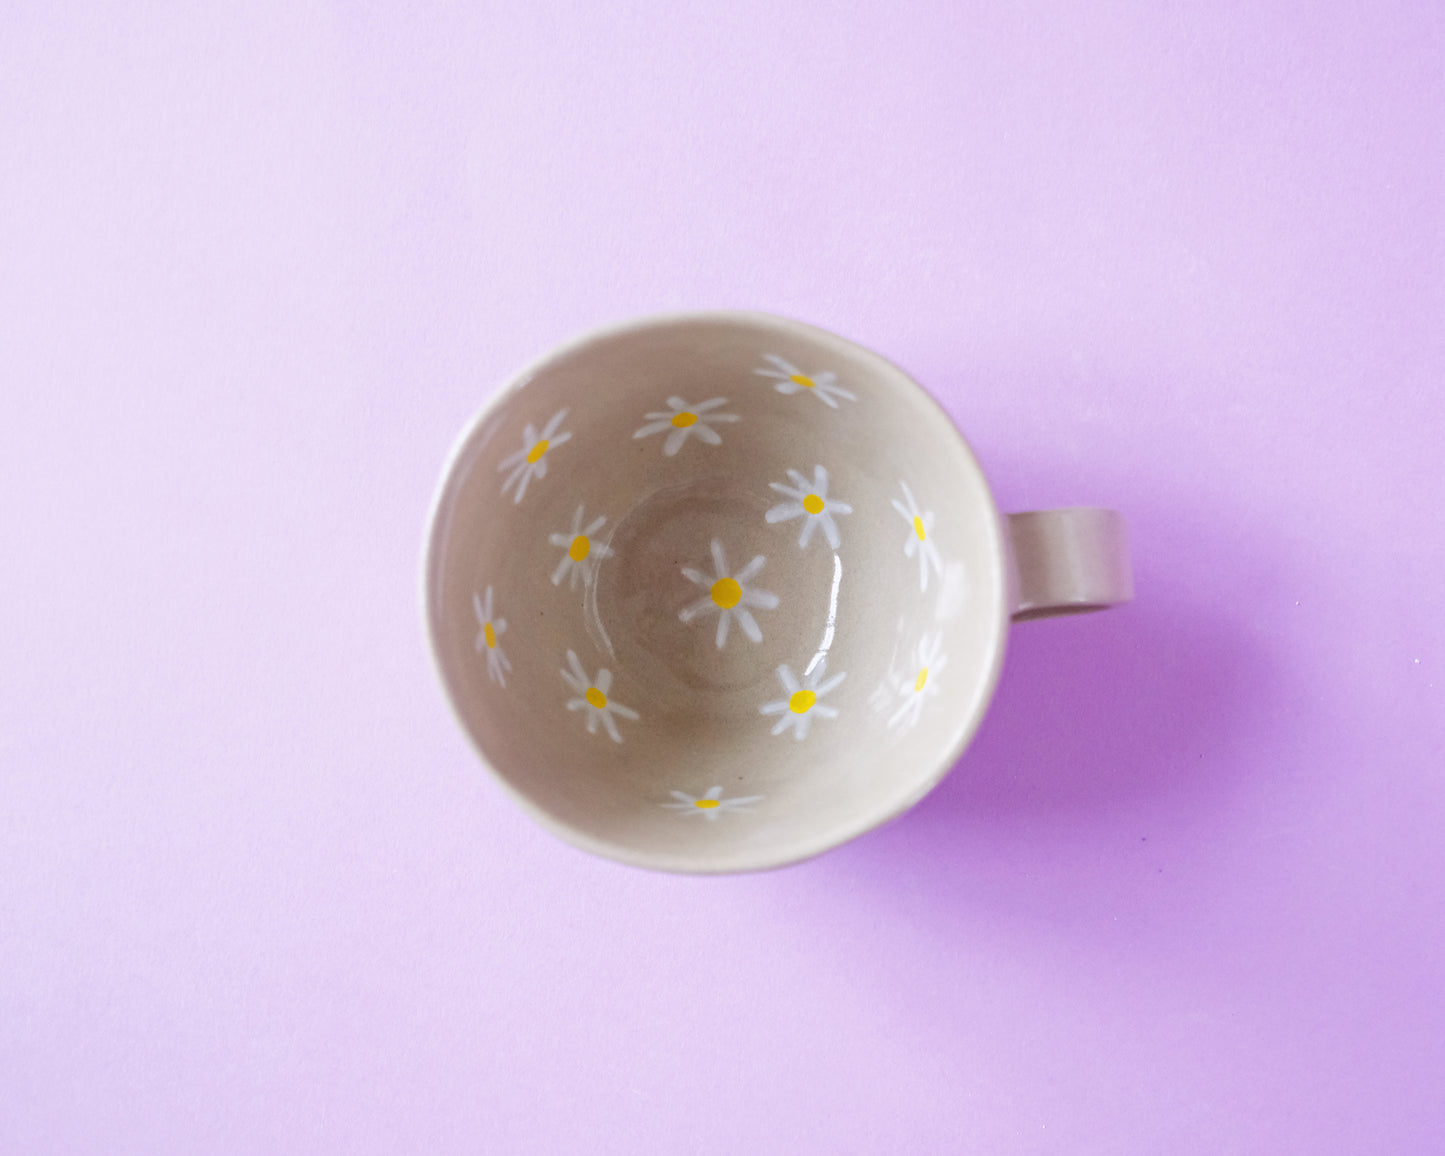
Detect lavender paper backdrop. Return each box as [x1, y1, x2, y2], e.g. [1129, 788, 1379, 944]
[3, 3, 1442, 1152]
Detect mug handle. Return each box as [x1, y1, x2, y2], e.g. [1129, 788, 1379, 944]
[1007, 508, 1133, 620]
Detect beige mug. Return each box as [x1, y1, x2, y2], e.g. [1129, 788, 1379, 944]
[423, 312, 1132, 873]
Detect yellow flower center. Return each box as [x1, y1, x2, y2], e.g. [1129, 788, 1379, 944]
[915, 666, 929, 693]
[671, 411, 698, 428]
[802, 493, 825, 515]
[526, 439, 550, 464]
[789, 374, 815, 388]
[568, 535, 591, 562]
[913, 515, 926, 541]
[694, 798, 720, 810]
[483, 622, 497, 649]
[710, 577, 742, 608]
[789, 689, 816, 714]
[585, 687, 607, 709]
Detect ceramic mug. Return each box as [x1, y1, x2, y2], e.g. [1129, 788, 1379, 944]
[423, 312, 1131, 873]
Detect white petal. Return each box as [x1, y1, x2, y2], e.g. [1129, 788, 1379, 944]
[742, 587, 778, 610]
[735, 608, 762, 643]
[735, 555, 766, 583]
[567, 650, 587, 682]
[715, 612, 730, 648]
[679, 595, 715, 622]
[766, 502, 803, 523]
[664, 427, 688, 456]
[709, 539, 727, 576]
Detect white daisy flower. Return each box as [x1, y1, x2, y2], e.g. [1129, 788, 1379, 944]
[679, 538, 780, 648]
[754, 353, 856, 409]
[472, 586, 511, 687]
[759, 659, 846, 740]
[548, 504, 615, 589]
[888, 632, 948, 732]
[891, 480, 943, 592]
[765, 464, 853, 549]
[661, 786, 764, 821]
[498, 408, 572, 503]
[632, 396, 740, 456]
[561, 650, 638, 743]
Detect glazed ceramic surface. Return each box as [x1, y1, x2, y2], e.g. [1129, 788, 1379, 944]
[425, 312, 1008, 872]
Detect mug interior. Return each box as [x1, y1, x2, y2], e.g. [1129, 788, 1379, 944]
[424, 313, 1006, 872]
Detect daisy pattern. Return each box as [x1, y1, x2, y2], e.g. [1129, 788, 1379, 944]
[498, 408, 572, 503]
[549, 505, 615, 589]
[759, 660, 846, 740]
[754, 354, 856, 409]
[680, 538, 780, 648]
[888, 632, 948, 732]
[662, 786, 764, 821]
[561, 650, 638, 742]
[471, 586, 511, 687]
[765, 464, 853, 549]
[632, 397, 740, 456]
[891, 480, 943, 592]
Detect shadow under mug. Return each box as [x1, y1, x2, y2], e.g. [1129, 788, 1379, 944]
[423, 312, 1131, 873]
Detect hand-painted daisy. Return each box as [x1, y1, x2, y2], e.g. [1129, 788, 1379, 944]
[891, 480, 943, 592]
[661, 786, 764, 821]
[765, 464, 853, 549]
[561, 650, 638, 742]
[680, 538, 780, 648]
[498, 408, 572, 503]
[888, 632, 948, 732]
[472, 586, 511, 687]
[759, 659, 846, 740]
[632, 397, 740, 456]
[754, 354, 856, 409]
[548, 505, 615, 589]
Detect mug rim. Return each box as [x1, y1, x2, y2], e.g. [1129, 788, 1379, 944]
[420, 309, 1010, 873]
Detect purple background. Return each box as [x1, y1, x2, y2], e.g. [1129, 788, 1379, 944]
[3, 3, 1443, 1152]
